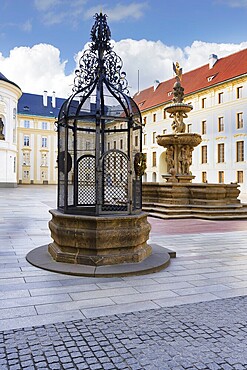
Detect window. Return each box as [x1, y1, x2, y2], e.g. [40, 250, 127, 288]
[163, 129, 167, 134]
[24, 135, 29, 146]
[202, 121, 206, 135]
[237, 112, 243, 129]
[152, 132, 156, 144]
[202, 98, 206, 109]
[113, 141, 116, 149]
[163, 110, 166, 119]
[237, 86, 243, 99]
[107, 142, 110, 150]
[218, 143, 225, 163]
[236, 141, 244, 162]
[218, 117, 224, 132]
[143, 117, 147, 125]
[23, 170, 29, 179]
[13, 108, 16, 119]
[13, 157, 16, 173]
[24, 120, 30, 128]
[187, 124, 192, 133]
[134, 135, 138, 146]
[202, 171, 207, 183]
[153, 113, 156, 122]
[218, 171, 224, 183]
[42, 137, 47, 148]
[143, 134, 147, 146]
[218, 92, 223, 104]
[42, 122, 48, 130]
[237, 171, 243, 183]
[120, 139, 123, 149]
[152, 152, 157, 167]
[201, 146, 207, 164]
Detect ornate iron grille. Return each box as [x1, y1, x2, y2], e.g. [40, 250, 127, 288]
[77, 155, 96, 205]
[102, 150, 129, 212]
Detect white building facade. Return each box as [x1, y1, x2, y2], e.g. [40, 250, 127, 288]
[134, 49, 247, 200]
[0, 73, 22, 187]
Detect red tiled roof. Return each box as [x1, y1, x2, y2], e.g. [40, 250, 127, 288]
[133, 48, 247, 112]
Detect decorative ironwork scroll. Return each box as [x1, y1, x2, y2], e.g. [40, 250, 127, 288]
[73, 13, 129, 94]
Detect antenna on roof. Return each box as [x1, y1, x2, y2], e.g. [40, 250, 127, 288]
[137, 69, 140, 94]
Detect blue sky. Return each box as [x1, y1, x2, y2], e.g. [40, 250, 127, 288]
[1, 0, 247, 96]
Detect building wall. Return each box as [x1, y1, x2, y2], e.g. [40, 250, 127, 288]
[17, 115, 57, 184]
[0, 81, 21, 187]
[142, 75, 247, 198]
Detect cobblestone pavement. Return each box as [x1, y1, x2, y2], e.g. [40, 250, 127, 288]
[1, 295, 247, 370]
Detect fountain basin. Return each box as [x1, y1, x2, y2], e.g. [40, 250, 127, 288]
[156, 133, 202, 148]
[165, 103, 193, 114]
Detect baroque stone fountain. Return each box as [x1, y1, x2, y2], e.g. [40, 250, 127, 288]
[142, 62, 245, 219]
[156, 62, 202, 182]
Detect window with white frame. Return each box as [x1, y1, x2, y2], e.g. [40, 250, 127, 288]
[218, 143, 225, 163]
[202, 98, 206, 109]
[236, 141, 244, 162]
[237, 86, 243, 99]
[187, 124, 192, 133]
[202, 171, 207, 183]
[218, 92, 223, 104]
[23, 170, 30, 179]
[24, 120, 30, 128]
[237, 171, 243, 183]
[218, 117, 224, 132]
[237, 112, 243, 129]
[24, 135, 30, 146]
[143, 134, 147, 146]
[202, 120, 206, 135]
[42, 137, 47, 148]
[218, 171, 224, 183]
[201, 146, 207, 164]
[42, 122, 48, 130]
[152, 152, 156, 167]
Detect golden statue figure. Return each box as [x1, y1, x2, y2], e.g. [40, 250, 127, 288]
[173, 61, 182, 81]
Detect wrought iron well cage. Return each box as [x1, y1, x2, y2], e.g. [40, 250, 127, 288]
[57, 13, 145, 216]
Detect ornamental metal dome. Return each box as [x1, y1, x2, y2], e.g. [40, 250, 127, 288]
[57, 13, 145, 216]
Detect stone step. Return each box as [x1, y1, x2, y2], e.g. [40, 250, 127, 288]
[143, 204, 247, 220]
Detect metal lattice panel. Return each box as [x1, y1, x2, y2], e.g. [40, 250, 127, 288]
[77, 155, 96, 205]
[102, 151, 129, 212]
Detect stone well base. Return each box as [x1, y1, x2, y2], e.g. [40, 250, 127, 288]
[48, 209, 152, 266]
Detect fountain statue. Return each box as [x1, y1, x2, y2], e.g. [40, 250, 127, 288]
[156, 62, 202, 182]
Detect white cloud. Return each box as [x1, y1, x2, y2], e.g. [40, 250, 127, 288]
[0, 39, 247, 98]
[84, 2, 148, 21]
[34, 0, 87, 26]
[34, 0, 61, 12]
[218, 0, 247, 7]
[0, 44, 73, 97]
[22, 20, 32, 32]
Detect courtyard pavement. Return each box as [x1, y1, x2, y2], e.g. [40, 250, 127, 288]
[1, 185, 247, 369]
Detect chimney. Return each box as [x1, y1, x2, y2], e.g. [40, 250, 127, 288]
[43, 90, 47, 107]
[209, 54, 218, 69]
[154, 79, 160, 91]
[52, 91, 56, 108]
